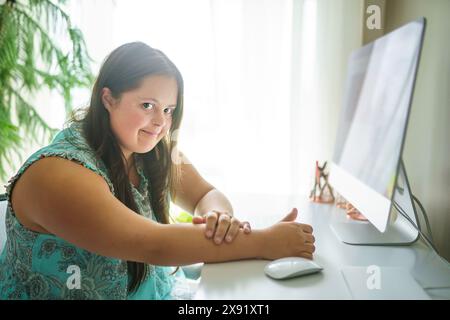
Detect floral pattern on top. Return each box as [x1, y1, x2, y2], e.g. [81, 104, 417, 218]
[0, 122, 181, 300]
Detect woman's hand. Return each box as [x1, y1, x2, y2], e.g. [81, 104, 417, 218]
[263, 207, 316, 260]
[192, 210, 252, 245]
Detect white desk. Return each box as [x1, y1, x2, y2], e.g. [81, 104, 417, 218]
[194, 193, 450, 300]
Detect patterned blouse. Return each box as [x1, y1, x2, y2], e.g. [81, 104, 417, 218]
[0, 121, 184, 299]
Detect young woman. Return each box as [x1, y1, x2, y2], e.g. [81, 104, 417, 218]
[0, 42, 315, 299]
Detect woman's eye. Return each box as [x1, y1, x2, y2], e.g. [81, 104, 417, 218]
[142, 102, 154, 110]
[164, 108, 175, 115]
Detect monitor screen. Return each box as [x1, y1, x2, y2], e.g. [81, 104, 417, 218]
[329, 18, 425, 232]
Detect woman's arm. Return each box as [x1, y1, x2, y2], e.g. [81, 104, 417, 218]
[151, 208, 314, 266]
[194, 188, 234, 217]
[172, 152, 250, 244]
[171, 151, 216, 215]
[152, 223, 264, 265]
[14, 157, 314, 267]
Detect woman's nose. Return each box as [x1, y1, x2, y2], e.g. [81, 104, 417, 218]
[151, 108, 166, 127]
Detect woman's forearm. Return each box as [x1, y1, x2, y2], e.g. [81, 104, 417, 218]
[194, 188, 234, 217]
[148, 222, 265, 266]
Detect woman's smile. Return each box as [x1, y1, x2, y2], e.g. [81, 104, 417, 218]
[140, 129, 159, 137]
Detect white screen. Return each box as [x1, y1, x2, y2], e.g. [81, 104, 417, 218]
[330, 18, 425, 232]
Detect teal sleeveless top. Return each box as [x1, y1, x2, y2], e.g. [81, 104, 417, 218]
[0, 122, 185, 299]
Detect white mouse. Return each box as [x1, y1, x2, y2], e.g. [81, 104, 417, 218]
[264, 257, 323, 280]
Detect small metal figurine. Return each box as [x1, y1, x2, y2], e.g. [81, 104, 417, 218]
[309, 161, 335, 204]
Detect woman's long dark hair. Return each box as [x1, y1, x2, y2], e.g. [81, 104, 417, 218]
[66, 42, 184, 293]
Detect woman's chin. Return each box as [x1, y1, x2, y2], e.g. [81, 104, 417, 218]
[134, 142, 157, 154]
[134, 133, 163, 153]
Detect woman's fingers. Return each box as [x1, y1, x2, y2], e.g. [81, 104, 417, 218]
[303, 243, 316, 254]
[299, 252, 314, 260]
[205, 211, 219, 238]
[279, 208, 298, 222]
[305, 234, 315, 244]
[224, 218, 241, 243]
[192, 216, 206, 224]
[192, 211, 252, 244]
[301, 224, 313, 234]
[241, 221, 251, 234]
[213, 214, 231, 244]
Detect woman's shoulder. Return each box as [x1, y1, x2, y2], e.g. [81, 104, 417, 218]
[9, 153, 162, 265]
[9, 156, 112, 234]
[5, 122, 116, 214]
[4, 121, 119, 233]
[17, 156, 111, 194]
[45, 121, 96, 160]
[16, 122, 113, 189]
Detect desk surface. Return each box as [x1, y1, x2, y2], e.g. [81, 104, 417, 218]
[194, 193, 450, 300]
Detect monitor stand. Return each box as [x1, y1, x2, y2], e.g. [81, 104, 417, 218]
[330, 160, 420, 245]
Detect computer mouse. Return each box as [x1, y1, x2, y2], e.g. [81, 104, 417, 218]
[264, 257, 323, 280]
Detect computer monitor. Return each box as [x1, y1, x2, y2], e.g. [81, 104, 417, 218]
[329, 17, 426, 245]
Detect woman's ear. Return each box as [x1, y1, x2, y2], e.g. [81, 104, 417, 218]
[101, 87, 116, 112]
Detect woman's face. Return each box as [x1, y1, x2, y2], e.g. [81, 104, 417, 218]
[102, 75, 178, 161]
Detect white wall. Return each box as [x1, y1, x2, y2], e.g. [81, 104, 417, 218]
[289, 0, 364, 195]
[384, 0, 450, 261]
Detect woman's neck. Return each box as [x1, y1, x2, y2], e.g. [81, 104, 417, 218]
[123, 152, 136, 174]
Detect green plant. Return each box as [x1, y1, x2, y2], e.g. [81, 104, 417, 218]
[175, 211, 194, 223]
[0, 0, 93, 181]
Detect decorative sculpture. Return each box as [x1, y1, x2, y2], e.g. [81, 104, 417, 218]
[309, 161, 335, 204]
